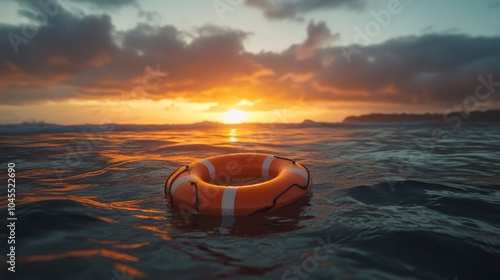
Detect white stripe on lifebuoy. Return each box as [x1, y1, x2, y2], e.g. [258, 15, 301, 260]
[221, 187, 238, 216]
[283, 168, 308, 182]
[200, 160, 216, 183]
[171, 175, 196, 194]
[262, 155, 275, 178]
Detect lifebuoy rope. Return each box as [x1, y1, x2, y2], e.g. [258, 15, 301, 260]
[250, 156, 311, 215]
[164, 165, 189, 205]
[190, 181, 200, 213]
[274, 156, 296, 165]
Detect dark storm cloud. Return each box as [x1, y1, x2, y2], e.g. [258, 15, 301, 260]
[244, 0, 366, 20]
[0, 7, 259, 104]
[310, 34, 500, 105]
[1, 6, 499, 110]
[296, 21, 339, 59]
[0, 7, 118, 103]
[247, 33, 500, 108]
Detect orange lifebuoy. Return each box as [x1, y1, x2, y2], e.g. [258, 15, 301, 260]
[165, 153, 312, 216]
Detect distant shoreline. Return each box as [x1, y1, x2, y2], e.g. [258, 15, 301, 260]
[1, 110, 499, 134]
[342, 109, 500, 123]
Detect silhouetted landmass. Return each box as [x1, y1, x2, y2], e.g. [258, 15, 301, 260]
[301, 119, 321, 127]
[343, 110, 500, 123]
[2, 111, 500, 135]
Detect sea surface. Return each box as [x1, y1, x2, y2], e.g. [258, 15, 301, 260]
[0, 122, 499, 280]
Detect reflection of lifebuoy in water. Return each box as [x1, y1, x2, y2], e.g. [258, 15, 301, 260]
[165, 153, 312, 216]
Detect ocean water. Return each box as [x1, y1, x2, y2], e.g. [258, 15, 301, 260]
[1, 122, 499, 280]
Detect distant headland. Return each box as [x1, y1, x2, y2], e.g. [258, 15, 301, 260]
[343, 109, 500, 123]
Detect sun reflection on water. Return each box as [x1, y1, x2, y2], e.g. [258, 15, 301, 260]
[229, 128, 238, 142]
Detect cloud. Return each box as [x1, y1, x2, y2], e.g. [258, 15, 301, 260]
[138, 10, 162, 25]
[1, 7, 499, 113]
[296, 21, 339, 60]
[0, 8, 260, 105]
[301, 34, 500, 106]
[68, 0, 137, 8]
[244, 0, 366, 20]
[0, 8, 117, 102]
[14, 0, 136, 11]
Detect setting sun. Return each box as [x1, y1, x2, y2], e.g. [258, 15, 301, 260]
[224, 109, 246, 124]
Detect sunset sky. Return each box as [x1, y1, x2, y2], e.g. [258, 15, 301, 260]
[1, 0, 499, 124]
